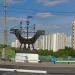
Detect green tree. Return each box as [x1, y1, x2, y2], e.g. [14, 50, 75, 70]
[53, 47, 75, 57]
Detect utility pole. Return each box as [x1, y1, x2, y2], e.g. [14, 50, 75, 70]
[2, 0, 7, 59]
[4, 0, 7, 46]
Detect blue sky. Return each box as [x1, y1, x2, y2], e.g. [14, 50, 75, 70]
[0, 0, 75, 44]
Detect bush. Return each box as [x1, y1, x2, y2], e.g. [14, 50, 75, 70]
[53, 47, 75, 57]
[38, 49, 53, 56]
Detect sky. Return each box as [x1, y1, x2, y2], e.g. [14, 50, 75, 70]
[0, 0, 75, 44]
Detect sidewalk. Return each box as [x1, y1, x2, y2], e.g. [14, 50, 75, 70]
[0, 61, 75, 68]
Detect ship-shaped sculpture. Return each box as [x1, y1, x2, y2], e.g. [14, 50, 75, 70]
[10, 28, 45, 50]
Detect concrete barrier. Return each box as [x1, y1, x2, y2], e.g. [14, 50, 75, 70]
[15, 53, 39, 63]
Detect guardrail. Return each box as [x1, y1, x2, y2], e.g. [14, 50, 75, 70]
[56, 60, 75, 64]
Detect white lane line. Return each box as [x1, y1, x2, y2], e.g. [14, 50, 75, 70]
[0, 68, 47, 74]
[0, 68, 15, 72]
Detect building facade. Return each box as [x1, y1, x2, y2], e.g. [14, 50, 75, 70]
[66, 35, 72, 48]
[11, 40, 20, 48]
[35, 33, 67, 52]
[72, 21, 75, 49]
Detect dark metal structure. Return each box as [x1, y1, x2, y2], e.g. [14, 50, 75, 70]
[10, 16, 45, 50]
[10, 28, 45, 50]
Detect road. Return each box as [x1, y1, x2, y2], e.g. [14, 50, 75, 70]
[0, 62, 75, 75]
[0, 68, 75, 75]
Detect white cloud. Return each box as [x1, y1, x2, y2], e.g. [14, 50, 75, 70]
[36, 12, 54, 18]
[37, 0, 68, 7]
[36, 24, 62, 30]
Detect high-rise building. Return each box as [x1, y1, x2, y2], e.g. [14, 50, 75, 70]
[15, 40, 20, 48]
[11, 40, 20, 48]
[11, 42, 16, 48]
[72, 21, 75, 49]
[52, 33, 66, 52]
[35, 33, 66, 52]
[66, 35, 72, 48]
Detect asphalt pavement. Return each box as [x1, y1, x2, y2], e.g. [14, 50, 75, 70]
[0, 62, 75, 75]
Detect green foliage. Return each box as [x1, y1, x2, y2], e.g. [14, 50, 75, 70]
[5, 48, 16, 58]
[0, 47, 16, 59]
[37, 47, 75, 57]
[0, 48, 3, 57]
[0, 45, 75, 59]
[0, 44, 5, 48]
[38, 49, 53, 56]
[53, 47, 75, 57]
[0, 44, 8, 48]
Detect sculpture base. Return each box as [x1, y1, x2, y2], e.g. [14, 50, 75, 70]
[15, 53, 39, 63]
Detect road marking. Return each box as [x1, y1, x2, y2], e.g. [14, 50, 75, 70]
[0, 68, 47, 74]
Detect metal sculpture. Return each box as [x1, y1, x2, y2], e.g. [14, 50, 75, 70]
[10, 28, 45, 50]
